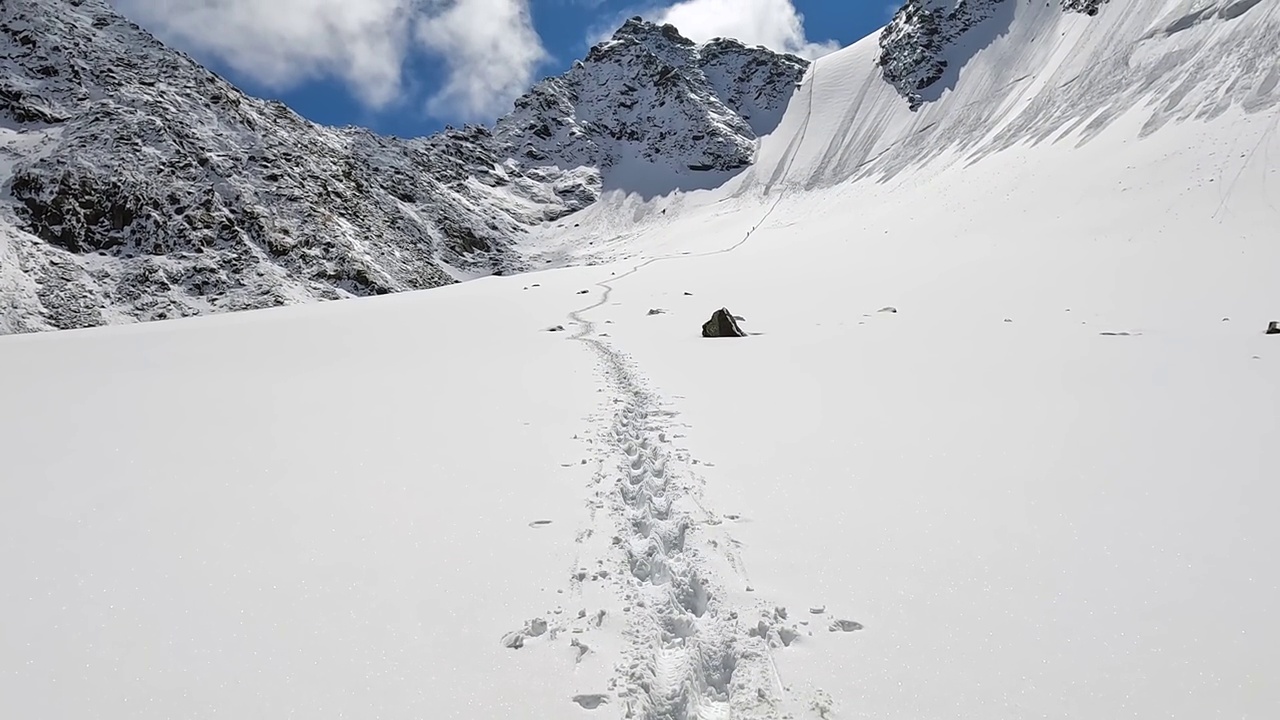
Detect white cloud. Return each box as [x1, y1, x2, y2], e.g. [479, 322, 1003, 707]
[112, 0, 547, 120]
[650, 0, 840, 59]
[415, 0, 547, 119]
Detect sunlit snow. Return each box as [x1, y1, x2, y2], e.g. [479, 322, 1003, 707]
[3, 0, 1278, 718]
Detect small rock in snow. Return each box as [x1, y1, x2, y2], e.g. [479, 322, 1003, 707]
[702, 307, 746, 338]
[1267, 321, 1280, 335]
[571, 694, 608, 710]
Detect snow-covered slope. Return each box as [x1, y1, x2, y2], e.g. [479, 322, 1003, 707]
[0, 1, 803, 333]
[3, 0, 1279, 719]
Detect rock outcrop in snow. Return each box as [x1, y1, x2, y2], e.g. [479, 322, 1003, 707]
[0, 2, 806, 333]
[876, 0, 1113, 110]
[1062, 0, 1113, 16]
[877, 0, 1013, 110]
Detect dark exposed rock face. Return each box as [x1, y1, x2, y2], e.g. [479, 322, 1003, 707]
[702, 308, 746, 338]
[877, 0, 1011, 111]
[0, 3, 808, 334]
[876, 0, 1113, 110]
[1062, 0, 1112, 16]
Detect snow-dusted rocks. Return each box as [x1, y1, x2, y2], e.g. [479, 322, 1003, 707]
[0, 2, 807, 333]
[494, 18, 808, 180]
[876, 0, 1114, 110]
[0, 0, 530, 330]
[1062, 0, 1113, 15]
[876, 0, 1013, 110]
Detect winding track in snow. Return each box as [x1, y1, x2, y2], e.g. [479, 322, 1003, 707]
[561, 58, 823, 719]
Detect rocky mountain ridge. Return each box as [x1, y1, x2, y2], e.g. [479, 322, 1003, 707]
[495, 18, 807, 176]
[0, 0, 806, 333]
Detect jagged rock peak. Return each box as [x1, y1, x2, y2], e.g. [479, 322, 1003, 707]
[495, 17, 809, 175]
[612, 16, 696, 46]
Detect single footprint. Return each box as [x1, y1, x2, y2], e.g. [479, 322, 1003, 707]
[778, 627, 800, 647]
[572, 694, 609, 710]
[829, 619, 864, 632]
[501, 618, 550, 649]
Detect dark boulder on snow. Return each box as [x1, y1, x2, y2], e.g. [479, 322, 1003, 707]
[1266, 321, 1280, 334]
[702, 308, 746, 338]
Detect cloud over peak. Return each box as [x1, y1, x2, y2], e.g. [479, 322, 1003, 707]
[650, 0, 839, 59]
[111, 0, 837, 123]
[113, 0, 547, 121]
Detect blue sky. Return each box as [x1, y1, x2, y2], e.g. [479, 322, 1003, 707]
[114, 0, 893, 139]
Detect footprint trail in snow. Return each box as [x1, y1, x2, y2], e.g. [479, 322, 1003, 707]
[502, 59, 834, 718]
[551, 289, 809, 719]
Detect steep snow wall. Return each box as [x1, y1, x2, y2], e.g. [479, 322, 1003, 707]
[744, 0, 1280, 193]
